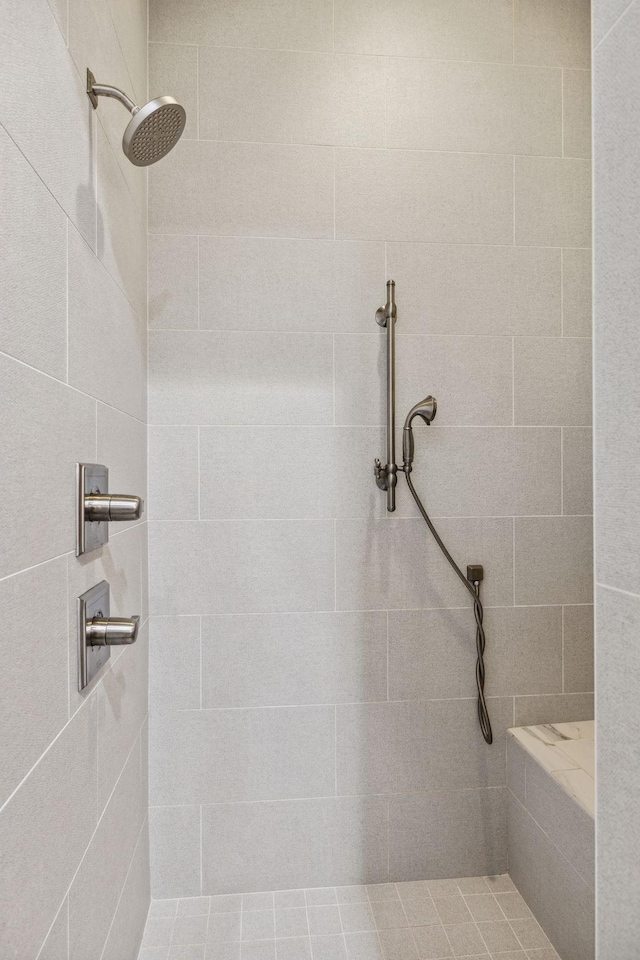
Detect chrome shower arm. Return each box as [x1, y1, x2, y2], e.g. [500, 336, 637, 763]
[86, 69, 137, 113]
[373, 280, 398, 512]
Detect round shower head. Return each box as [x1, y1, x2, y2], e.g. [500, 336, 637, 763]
[123, 97, 186, 167]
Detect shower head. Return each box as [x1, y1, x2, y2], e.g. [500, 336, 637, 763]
[87, 69, 186, 167]
[402, 396, 437, 469]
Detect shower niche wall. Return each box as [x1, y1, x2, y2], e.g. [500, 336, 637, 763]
[147, 0, 593, 898]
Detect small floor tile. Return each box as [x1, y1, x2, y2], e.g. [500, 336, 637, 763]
[508, 920, 551, 950]
[476, 920, 521, 953]
[371, 901, 408, 930]
[307, 906, 342, 936]
[276, 938, 312, 960]
[432, 899, 472, 926]
[244, 894, 275, 912]
[400, 900, 438, 928]
[241, 943, 277, 960]
[140, 949, 170, 960]
[455, 879, 488, 896]
[172, 916, 208, 946]
[143, 919, 174, 948]
[208, 914, 242, 943]
[276, 891, 307, 909]
[336, 887, 369, 904]
[150, 900, 179, 919]
[205, 943, 241, 960]
[411, 925, 452, 960]
[178, 898, 211, 917]
[276, 909, 310, 938]
[243, 912, 276, 941]
[425, 882, 459, 899]
[484, 877, 516, 894]
[463, 896, 504, 923]
[310, 935, 348, 960]
[525, 950, 560, 960]
[494, 893, 531, 921]
[366, 885, 399, 902]
[378, 928, 418, 960]
[344, 932, 385, 960]
[169, 946, 206, 960]
[443, 923, 487, 957]
[395, 882, 430, 901]
[306, 889, 338, 906]
[211, 896, 243, 915]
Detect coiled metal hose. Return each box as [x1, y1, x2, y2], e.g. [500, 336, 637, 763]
[404, 472, 493, 745]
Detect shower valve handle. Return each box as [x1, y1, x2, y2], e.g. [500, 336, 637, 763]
[374, 458, 397, 492]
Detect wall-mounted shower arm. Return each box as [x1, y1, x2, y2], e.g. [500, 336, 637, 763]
[87, 70, 137, 112]
[374, 280, 398, 512]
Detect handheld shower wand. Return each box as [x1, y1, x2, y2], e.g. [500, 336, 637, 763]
[402, 397, 493, 745]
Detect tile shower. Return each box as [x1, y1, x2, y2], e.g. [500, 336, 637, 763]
[0, 0, 601, 958]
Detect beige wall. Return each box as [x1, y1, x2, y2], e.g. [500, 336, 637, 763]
[147, 0, 593, 895]
[0, 1, 149, 957]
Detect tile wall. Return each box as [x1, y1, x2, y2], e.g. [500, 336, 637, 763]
[0, 0, 149, 956]
[147, 0, 593, 896]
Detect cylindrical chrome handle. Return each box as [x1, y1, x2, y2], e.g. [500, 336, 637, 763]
[84, 494, 144, 522]
[86, 615, 140, 646]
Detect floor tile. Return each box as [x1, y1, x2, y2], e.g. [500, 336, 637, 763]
[371, 901, 409, 930]
[276, 909, 310, 938]
[476, 921, 521, 953]
[463, 896, 504, 922]
[525, 950, 559, 960]
[378, 928, 418, 960]
[144, 919, 175, 947]
[206, 944, 241, 960]
[276, 938, 312, 960]
[241, 944, 277, 960]
[433, 899, 472, 926]
[208, 914, 242, 942]
[169, 947, 207, 960]
[395, 882, 431, 901]
[140, 949, 170, 960]
[340, 902, 376, 933]
[455, 880, 488, 896]
[150, 900, 179, 919]
[493, 893, 532, 920]
[276, 891, 307, 909]
[367, 884, 399, 902]
[212, 896, 243, 914]
[337, 886, 369, 904]
[310, 936, 348, 960]
[306, 889, 338, 906]
[243, 911, 276, 941]
[425, 882, 460, 899]
[508, 920, 552, 950]
[307, 906, 343, 936]
[178, 897, 211, 917]
[443, 923, 487, 957]
[173, 916, 208, 946]
[344, 932, 385, 960]
[244, 894, 276, 911]
[411, 925, 452, 960]
[401, 900, 439, 927]
[483, 876, 515, 894]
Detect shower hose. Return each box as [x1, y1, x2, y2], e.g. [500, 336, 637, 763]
[404, 472, 493, 745]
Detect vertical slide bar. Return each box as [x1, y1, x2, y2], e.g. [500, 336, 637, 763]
[374, 280, 397, 512]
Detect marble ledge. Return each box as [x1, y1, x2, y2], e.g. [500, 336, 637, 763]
[509, 719, 594, 817]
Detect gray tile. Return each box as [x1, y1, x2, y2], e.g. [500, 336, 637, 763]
[207, 913, 242, 942]
[399, 900, 438, 927]
[494, 893, 532, 921]
[462, 897, 503, 923]
[307, 907, 343, 936]
[562, 248, 592, 339]
[151, 901, 179, 919]
[201, 797, 388, 893]
[306, 890, 338, 906]
[336, 517, 513, 611]
[0, 557, 68, 808]
[243, 911, 276, 941]
[149, 330, 333, 426]
[212, 896, 243, 914]
[513, 693, 593, 727]
[340, 903, 377, 933]
[148, 234, 199, 328]
[150, 616, 201, 712]
[335, 334, 513, 428]
[143, 920, 175, 948]
[366, 885, 399, 902]
[337, 701, 512, 796]
[562, 428, 593, 515]
[277, 938, 313, 960]
[476, 921, 521, 953]
[311, 935, 348, 960]
[377, 928, 417, 960]
[244, 894, 275, 911]
[68, 226, 144, 420]
[69, 745, 143, 960]
[395, 882, 430, 900]
[508, 794, 594, 959]
[150, 44, 198, 140]
[38, 900, 69, 960]
[150, 140, 333, 239]
[562, 605, 594, 693]
[514, 517, 593, 605]
[170, 947, 207, 960]
[148, 426, 199, 521]
[344, 932, 384, 960]
[173, 916, 209, 945]
[334, 0, 513, 60]
[411, 925, 452, 960]
[199, 238, 384, 334]
[395, 428, 561, 520]
[455, 880, 489, 896]
[200, 48, 384, 147]
[514, 338, 592, 427]
[515, 157, 591, 247]
[370, 902, 408, 930]
[507, 737, 527, 804]
[386, 244, 561, 338]
[592, 0, 633, 45]
[97, 623, 148, 813]
[0, 696, 97, 960]
[150, 706, 334, 805]
[0, 129, 67, 378]
[96, 403, 147, 534]
[201, 612, 386, 708]
[388, 606, 562, 701]
[514, 0, 591, 67]
[276, 909, 310, 938]
[150, 0, 332, 49]
[389, 790, 507, 881]
[483, 877, 515, 894]
[149, 805, 201, 899]
[242, 943, 277, 960]
[178, 898, 211, 917]
[199, 426, 385, 520]
[336, 149, 513, 244]
[0, 353, 96, 580]
[207, 945, 241, 960]
[337, 888, 370, 905]
[386, 60, 561, 156]
[432, 899, 471, 926]
[150, 520, 335, 616]
[563, 70, 592, 158]
[0, 0, 96, 245]
[442, 923, 487, 957]
[275, 892, 307, 909]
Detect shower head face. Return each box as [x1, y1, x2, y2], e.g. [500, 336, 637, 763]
[405, 396, 438, 428]
[123, 96, 186, 166]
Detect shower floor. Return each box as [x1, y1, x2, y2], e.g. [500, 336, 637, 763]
[137, 875, 559, 960]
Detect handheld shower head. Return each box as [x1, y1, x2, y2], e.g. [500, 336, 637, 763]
[402, 396, 437, 470]
[87, 69, 186, 166]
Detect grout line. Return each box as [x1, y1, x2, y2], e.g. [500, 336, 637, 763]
[512, 155, 516, 245]
[200, 804, 203, 896]
[560, 426, 564, 515]
[561, 605, 566, 694]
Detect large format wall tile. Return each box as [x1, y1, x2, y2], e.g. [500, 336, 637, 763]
[149, 43, 198, 140]
[515, 516, 593, 605]
[336, 517, 513, 609]
[0, 129, 67, 379]
[514, 692, 594, 726]
[148, 426, 199, 520]
[386, 60, 561, 156]
[334, 0, 513, 60]
[200, 49, 385, 148]
[0, 353, 96, 580]
[149, 140, 334, 238]
[335, 335, 513, 427]
[336, 149, 513, 244]
[201, 797, 389, 893]
[336, 699, 513, 795]
[386, 243, 561, 337]
[150, 520, 335, 615]
[0, 558, 69, 808]
[0, 698, 97, 960]
[150, 706, 335, 805]
[102, 821, 150, 960]
[388, 606, 563, 701]
[150, 0, 333, 50]
[563, 69, 592, 158]
[515, 156, 592, 246]
[150, 617, 201, 712]
[514, 338, 592, 426]
[97, 403, 147, 532]
[562, 247, 593, 337]
[199, 238, 385, 333]
[563, 427, 593, 514]
[389, 789, 507, 880]
[149, 331, 333, 425]
[201, 611, 387, 707]
[150, 805, 201, 898]
[514, 0, 591, 67]
[148, 234, 198, 329]
[563, 605, 594, 693]
[38, 900, 68, 960]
